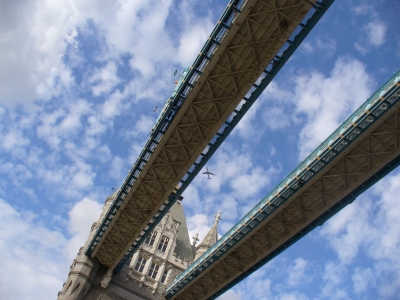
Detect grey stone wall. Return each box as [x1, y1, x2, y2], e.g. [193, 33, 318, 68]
[83, 265, 170, 300]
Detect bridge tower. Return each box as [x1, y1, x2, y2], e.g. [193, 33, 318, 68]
[58, 192, 213, 300]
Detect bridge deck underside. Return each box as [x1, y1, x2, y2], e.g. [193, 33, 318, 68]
[170, 100, 400, 299]
[93, 0, 316, 268]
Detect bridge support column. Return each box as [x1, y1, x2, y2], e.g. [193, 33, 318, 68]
[100, 268, 113, 289]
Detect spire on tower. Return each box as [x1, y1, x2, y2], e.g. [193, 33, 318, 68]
[214, 211, 221, 223]
[194, 211, 221, 260]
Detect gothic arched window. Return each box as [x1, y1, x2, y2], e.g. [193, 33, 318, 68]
[145, 231, 157, 246]
[134, 257, 147, 273]
[147, 263, 159, 279]
[157, 236, 170, 252]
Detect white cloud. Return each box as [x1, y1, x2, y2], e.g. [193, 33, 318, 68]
[0, 0, 76, 106]
[0, 0, 213, 108]
[318, 170, 400, 299]
[66, 197, 103, 261]
[0, 198, 68, 300]
[175, 1, 214, 67]
[365, 21, 386, 47]
[231, 57, 376, 162]
[36, 108, 65, 149]
[134, 114, 155, 137]
[262, 106, 291, 130]
[288, 258, 309, 287]
[355, 20, 387, 54]
[0, 162, 33, 188]
[278, 292, 309, 300]
[109, 156, 126, 181]
[58, 99, 91, 133]
[35, 159, 96, 198]
[217, 289, 242, 300]
[294, 57, 374, 159]
[0, 196, 104, 300]
[0, 128, 30, 152]
[315, 37, 337, 57]
[269, 146, 276, 157]
[233, 98, 264, 139]
[89, 61, 121, 97]
[300, 38, 336, 57]
[352, 267, 372, 294]
[219, 269, 273, 300]
[320, 262, 349, 300]
[352, 4, 373, 15]
[230, 166, 275, 199]
[101, 89, 126, 119]
[234, 81, 293, 137]
[201, 145, 265, 194]
[218, 194, 238, 221]
[319, 200, 372, 264]
[187, 213, 211, 244]
[300, 41, 314, 54]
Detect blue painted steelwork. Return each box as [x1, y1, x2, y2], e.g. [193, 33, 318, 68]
[86, 0, 335, 272]
[165, 71, 400, 298]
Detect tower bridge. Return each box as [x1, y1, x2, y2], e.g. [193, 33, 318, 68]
[57, 0, 400, 299]
[84, 0, 334, 276]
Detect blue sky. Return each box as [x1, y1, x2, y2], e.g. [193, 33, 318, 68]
[0, 0, 400, 299]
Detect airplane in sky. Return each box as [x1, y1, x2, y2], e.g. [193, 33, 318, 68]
[202, 167, 215, 179]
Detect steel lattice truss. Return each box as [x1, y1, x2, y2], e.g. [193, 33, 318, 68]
[166, 78, 400, 299]
[90, 0, 318, 269]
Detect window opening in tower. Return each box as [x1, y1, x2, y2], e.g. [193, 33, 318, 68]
[158, 236, 170, 252]
[145, 231, 157, 246]
[134, 257, 147, 273]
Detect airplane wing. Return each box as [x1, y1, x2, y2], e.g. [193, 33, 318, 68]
[202, 171, 215, 175]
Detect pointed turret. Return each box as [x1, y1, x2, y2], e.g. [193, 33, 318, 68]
[194, 211, 221, 260]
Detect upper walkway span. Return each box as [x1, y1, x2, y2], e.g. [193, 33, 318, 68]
[165, 71, 400, 299]
[85, 0, 335, 272]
